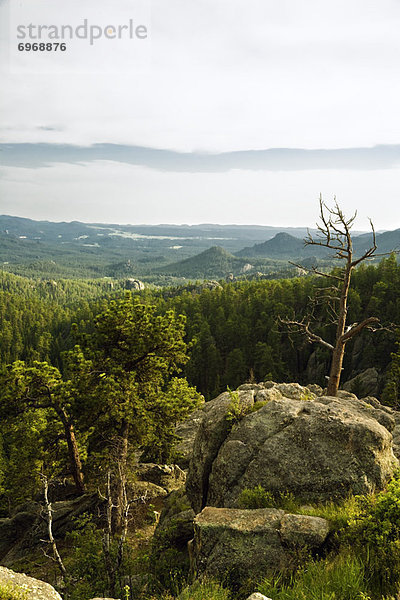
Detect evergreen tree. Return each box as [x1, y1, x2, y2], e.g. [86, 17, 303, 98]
[0, 361, 85, 493]
[382, 336, 400, 407]
[67, 293, 201, 528]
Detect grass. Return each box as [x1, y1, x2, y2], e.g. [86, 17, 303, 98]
[237, 484, 358, 532]
[297, 496, 359, 532]
[146, 581, 231, 600]
[258, 550, 371, 600]
[177, 581, 231, 600]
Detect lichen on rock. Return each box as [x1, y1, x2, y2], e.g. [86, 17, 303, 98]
[186, 382, 399, 511]
[0, 567, 62, 600]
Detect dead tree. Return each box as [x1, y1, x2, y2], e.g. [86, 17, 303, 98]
[283, 196, 386, 397]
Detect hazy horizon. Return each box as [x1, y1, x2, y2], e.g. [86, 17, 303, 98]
[0, 212, 380, 235]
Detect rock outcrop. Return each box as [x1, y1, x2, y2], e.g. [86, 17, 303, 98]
[153, 488, 195, 556]
[0, 567, 62, 600]
[124, 278, 145, 290]
[193, 507, 329, 581]
[175, 407, 206, 469]
[186, 388, 256, 513]
[136, 463, 186, 493]
[186, 383, 398, 511]
[343, 367, 380, 397]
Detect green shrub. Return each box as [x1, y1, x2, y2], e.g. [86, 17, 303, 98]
[249, 400, 268, 413]
[381, 337, 400, 408]
[237, 484, 274, 509]
[300, 389, 315, 402]
[225, 388, 247, 424]
[258, 551, 370, 600]
[148, 500, 190, 594]
[64, 514, 108, 600]
[348, 473, 400, 596]
[237, 485, 298, 513]
[64, 512, 141, 600]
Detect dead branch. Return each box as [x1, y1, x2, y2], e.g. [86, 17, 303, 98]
[115, 462, 131, 573]
[305, 196, 357, 259]
[101, 465, 146, 596]
[101, 471, 115, 582]
[279, 316, 334, 351]
[40, 474, 67, 578]
[340, 317, 381, 343]
[289, 261, 344, 282]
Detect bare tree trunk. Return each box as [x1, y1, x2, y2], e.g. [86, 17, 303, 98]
[326, 342, 345, 396]
[103, 471, 117, 595]
[56, 407, 85, 494]
[102, 469, 131, 597]
[113, 419, 130, 533]
[327, 263, 352, 396]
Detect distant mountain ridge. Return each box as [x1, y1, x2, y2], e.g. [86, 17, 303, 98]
[236, 232, 330, 259]
[237, 229, 400, 260]
[0, 215, 397, 281]
[158, 246, 248, 278]
[0, 214, 367, 244]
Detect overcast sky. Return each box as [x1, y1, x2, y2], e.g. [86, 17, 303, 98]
[1, 0, 400, 228]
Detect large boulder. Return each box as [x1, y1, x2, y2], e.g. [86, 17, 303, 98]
[0, 567, 62, 600]
[343, 368, 380, 397]
[187, 388, 257, 513]
[193, 507, 329, 582]
[175, 407, 206, 469]
[187, 383, 398, 510]
[129, 480, 169, 500]
[0, 505, 41, 560]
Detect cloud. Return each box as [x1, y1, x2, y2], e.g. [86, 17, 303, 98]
[1, 0, 400, 227]
[2, 0, 400, 153]
[36, 126, 63, 132]
[1, 143, 400, 172]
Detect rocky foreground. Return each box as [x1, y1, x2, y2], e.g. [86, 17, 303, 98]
[0, 566, 62, 599]
[159, 381, 400, 584]
[2, 380, 400, 598]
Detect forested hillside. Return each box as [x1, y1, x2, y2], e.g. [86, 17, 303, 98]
[0, 272, 122, 366]
[2, 215, 399, 282]
[1, 255, 399, 399]
[0, 216, 319, 281]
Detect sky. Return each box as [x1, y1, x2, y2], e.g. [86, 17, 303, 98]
[1, 0, 400, 229]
